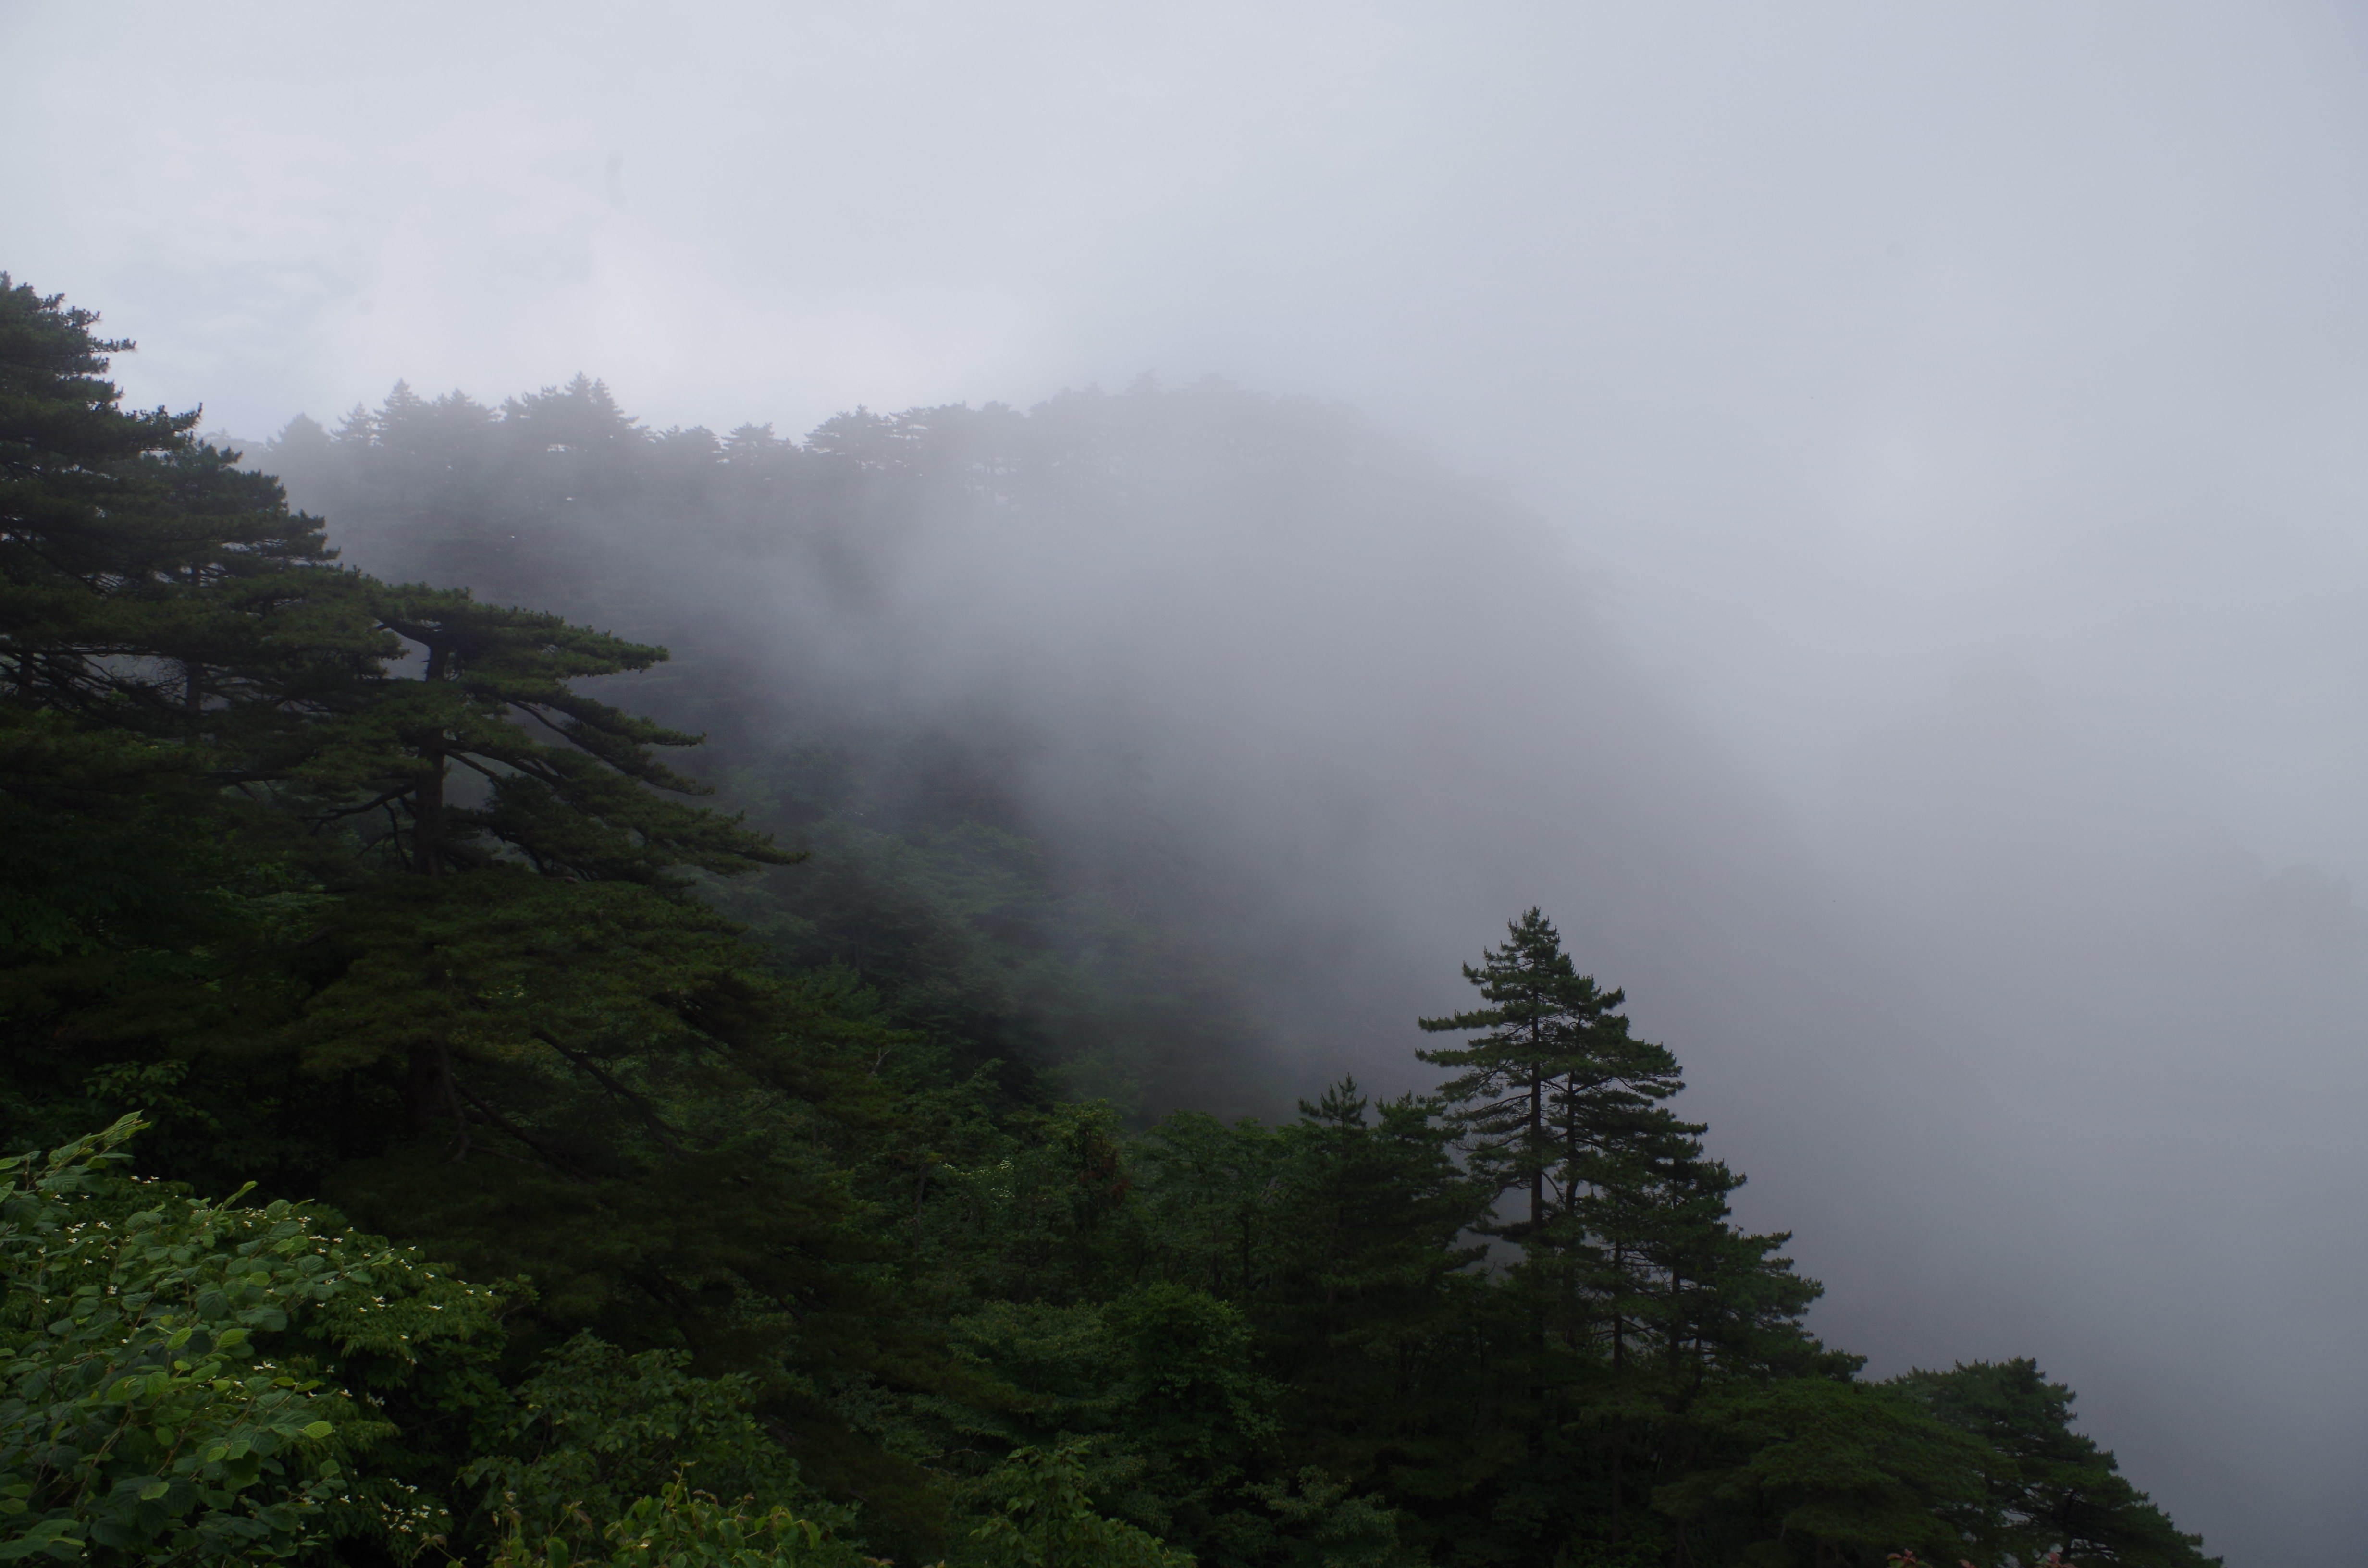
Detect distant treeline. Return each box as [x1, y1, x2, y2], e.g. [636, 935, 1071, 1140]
[0, 274, 2211, 1568]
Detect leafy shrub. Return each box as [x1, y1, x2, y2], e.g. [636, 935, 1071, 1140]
[0, 1116, 458, 1564]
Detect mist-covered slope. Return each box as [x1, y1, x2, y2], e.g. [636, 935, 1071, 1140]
[259, 371, 2367, 1557]
[264, 376, 1827, 1116]
[15, 270, 2234, 1565]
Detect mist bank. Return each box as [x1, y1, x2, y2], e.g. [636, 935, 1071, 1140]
[264, 378, 1839, 1112]
[256, 373, 2368, 1561]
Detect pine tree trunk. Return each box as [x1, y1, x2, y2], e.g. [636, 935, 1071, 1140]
[1529, 1063, 1547, 1362]
[405, 1043, 450, 1135]
[414, 643, 449, 874]
[414, 754, 447, 874]
[1529, 1072, 1544, 1232]
[1611, 1237, 1627, 1545]
[1610, 1442, 1624, 1545]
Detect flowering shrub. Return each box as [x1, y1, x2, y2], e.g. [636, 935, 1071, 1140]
[0, 1115, 481, 1565]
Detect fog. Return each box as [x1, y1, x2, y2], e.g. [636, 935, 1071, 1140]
[9, 2, 2368, 1560]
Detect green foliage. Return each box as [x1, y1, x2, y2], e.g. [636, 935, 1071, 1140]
[1651, 1380, 1989, 1568]
[0, 788, 239, 965]
[464, 1334, 849, 1559]
[967, 1444, 1193, 1568]
[2, 274, 374, 808]
[0, 1117, 868, 1568]
[0, 282, 949, 1526]
[1236, 1471, 1417, 1568]
[1891, 1362, 2217, 1568]
[0, 1115, 499, 1565]
[486, 1479, 855, 1568]
[285, 582, 795, 884]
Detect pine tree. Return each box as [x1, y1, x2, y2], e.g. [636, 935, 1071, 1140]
[0, 284, 958, 1525]
[1418, 913, 1849, 1553]
[1, 277, 797, 1161]
[1417, 909, 1689, 1361]
[289, 581, 793, 883]
[1418, 909, 1665, 1252]
[0, 274, 359, 756]
[1894, 1360, 2220, 1568]
[1, 275, 360, 1156]
[1262, 1082, 1491, 1489]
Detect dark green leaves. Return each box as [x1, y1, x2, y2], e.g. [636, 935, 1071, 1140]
[0, 1118, 500, 1566]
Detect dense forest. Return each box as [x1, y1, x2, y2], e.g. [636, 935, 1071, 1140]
[0, 273, 2214, 1568]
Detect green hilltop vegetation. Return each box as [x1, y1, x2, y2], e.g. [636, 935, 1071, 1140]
[0, 274, 2212, 1568]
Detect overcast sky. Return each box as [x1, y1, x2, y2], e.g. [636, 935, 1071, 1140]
[9, 3, 2368, 1560]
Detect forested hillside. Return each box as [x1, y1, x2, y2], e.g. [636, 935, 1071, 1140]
[0, 274, 2213, 1568]
[264, 375, 1331, 1116]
